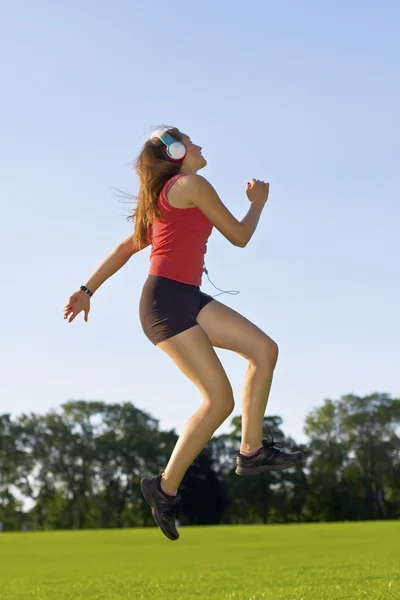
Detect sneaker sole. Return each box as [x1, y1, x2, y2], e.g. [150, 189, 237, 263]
[140, 479, 179, 541]
[235, 458, 304, 476]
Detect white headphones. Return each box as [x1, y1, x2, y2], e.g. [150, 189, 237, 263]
[150, 128, 187, 162]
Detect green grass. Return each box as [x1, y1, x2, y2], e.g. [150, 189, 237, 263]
[0, 522, 399, 599]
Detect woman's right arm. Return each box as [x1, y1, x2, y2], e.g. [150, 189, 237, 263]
[63, 233, 148, 322]
[180, 175, 269, 247]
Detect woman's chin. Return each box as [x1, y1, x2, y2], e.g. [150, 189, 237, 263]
[198, 157, 207, 169]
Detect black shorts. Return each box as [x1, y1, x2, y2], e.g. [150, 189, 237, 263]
[139, 275, 214, 345]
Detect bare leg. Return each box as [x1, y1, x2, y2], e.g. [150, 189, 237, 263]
[157, 325, 234, 493]
[197, 300, 279, 453]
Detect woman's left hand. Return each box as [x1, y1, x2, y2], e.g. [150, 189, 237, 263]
[63, 290, 90, 323]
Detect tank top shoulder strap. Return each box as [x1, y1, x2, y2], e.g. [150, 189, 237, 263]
[159, 174, 185, 207]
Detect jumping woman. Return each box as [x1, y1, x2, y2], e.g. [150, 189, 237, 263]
[63, 127, 304, 541]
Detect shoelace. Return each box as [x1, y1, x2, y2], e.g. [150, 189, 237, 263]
[263, 426, 284, 452]
[159, 496, 182, 518]
[237, 427, 284, 456]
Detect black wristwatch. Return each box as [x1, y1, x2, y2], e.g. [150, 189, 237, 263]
[80, 285, 93, 297]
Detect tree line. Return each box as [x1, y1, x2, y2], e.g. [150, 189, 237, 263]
[0, 393, 399, 531]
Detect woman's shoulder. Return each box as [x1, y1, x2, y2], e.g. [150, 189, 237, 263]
[172, 174, 213, 193]
[162, 174, 210, 209]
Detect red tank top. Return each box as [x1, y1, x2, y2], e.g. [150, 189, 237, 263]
[149, 174, 213, 286]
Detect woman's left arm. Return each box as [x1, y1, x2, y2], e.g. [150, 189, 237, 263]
[63, 234, 149, 322]
[82, 234, 148, 294]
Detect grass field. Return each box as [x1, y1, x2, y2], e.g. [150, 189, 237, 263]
[0, 522, 399, 599]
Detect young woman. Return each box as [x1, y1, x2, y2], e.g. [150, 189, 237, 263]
[63, 127, 303, 541]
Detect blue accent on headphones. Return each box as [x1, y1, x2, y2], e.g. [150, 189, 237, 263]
[152, 130, 186, 161]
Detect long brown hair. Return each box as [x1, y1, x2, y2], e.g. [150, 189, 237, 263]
[132, 127, 183, 249]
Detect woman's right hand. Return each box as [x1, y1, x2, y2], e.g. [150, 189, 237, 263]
[246, 179, 270, 205]
[63, 290, 90, 323]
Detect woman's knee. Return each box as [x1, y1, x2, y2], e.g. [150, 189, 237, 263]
[219, 391, 235, 419]
[210, 397, 234, 422]
[250, 335, 279, 369]
[204, 379, 235, 419]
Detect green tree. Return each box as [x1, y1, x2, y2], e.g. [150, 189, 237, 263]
[0, 414, 32, 530]
[304, 393, 400, 521]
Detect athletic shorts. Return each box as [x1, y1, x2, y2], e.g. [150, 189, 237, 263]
[139, 275, 214, 345]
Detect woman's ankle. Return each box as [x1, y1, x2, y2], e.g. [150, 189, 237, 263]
[160, 472, 178, 496]
[240, 441, 263, 456]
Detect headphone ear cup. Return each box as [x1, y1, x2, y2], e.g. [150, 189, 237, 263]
[168, 141, 186, 160]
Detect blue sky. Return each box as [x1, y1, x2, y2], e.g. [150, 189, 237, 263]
[1, 1, 399, 444]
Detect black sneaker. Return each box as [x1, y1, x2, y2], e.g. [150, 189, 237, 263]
[236, 439, 304, 476]
[140, 475, 181, 541]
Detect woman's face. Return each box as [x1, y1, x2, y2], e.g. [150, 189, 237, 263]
[181, 134, 207, 171]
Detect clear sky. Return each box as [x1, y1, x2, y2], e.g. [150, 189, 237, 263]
[1, 1, 399, 444]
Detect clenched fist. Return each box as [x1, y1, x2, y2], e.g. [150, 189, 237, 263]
[246, 179, 269, 205]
